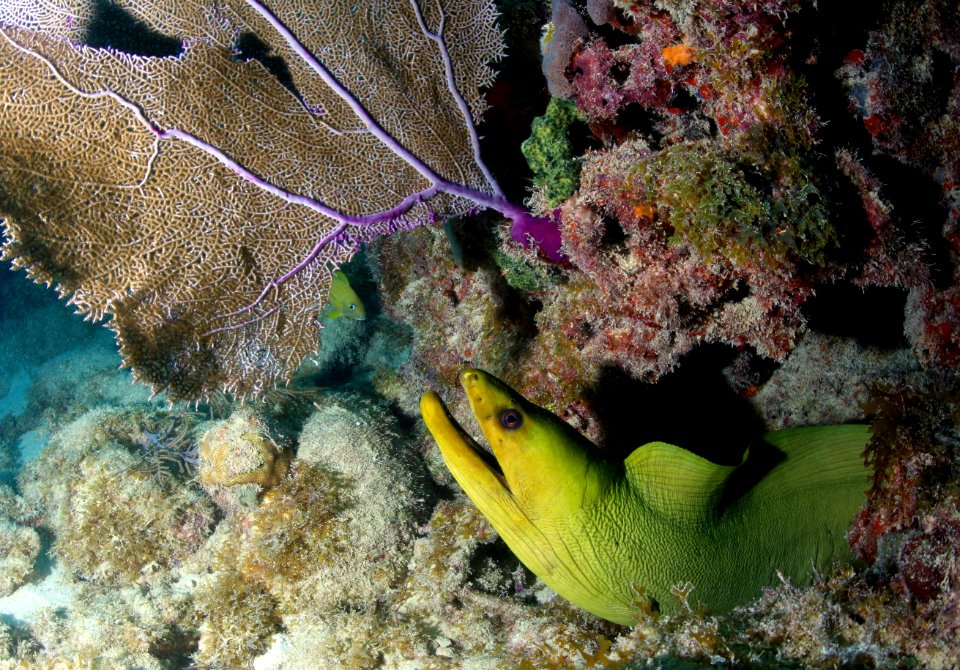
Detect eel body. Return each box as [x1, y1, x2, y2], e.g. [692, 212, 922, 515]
[420, 369, 870, 625]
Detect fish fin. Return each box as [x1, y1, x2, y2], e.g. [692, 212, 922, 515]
[624, 441, 739, 524]
[326, 308, 342, 319]
[754, 424, 871, 504]
[722, 424, 870, 577]
[763, 423, 870, 458]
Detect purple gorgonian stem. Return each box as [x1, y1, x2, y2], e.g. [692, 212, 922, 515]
[205, 0, 568, 333]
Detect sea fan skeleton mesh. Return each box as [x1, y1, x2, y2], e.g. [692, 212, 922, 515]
[0, 0, 513, 399]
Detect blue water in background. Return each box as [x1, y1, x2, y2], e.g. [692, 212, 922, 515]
[0, 259, 132, 480]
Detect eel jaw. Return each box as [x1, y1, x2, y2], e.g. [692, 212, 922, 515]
[420, 391, 513, 501]
[422, 391, 536, 558]
[421, 390, 582, 598]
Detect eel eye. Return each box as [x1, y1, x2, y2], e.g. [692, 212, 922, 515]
[499, 409, 523, 430]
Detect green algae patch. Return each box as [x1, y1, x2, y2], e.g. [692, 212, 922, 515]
[629, 140, 836, 270]
[522, 98, 586, 207]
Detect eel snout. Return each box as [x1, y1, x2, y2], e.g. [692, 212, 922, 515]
[419, 391, 511, 495]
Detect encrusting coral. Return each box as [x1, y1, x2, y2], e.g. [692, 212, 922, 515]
[22, 580, 197, 669]
[290, 393, 432, 607]
[197, 407, 291, 511]
[748, 331, 923, 429]
[0, 517, 39, 598]
[850, 374, 960, 568]
[835, 0, 960, 369]
[192, 567, 280, 667]
[371, 223, 536, 402]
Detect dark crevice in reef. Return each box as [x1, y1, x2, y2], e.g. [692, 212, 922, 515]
[803, 285, 909, 351]
[588, 346, 766, 466]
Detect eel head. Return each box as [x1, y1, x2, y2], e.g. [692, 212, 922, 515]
[422, 369, 614, 522]
[420, 369, 619, 583]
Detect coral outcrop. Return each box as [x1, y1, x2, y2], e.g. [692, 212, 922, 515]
[25, 581, 196, 669]
[18, 408, 215, 586]
[197, 408, 291, 511]
[375, 0, 958, 436]
[371, 223, 536, 406]
[189, 392, 431, 668]
[834, 0, 960, 371]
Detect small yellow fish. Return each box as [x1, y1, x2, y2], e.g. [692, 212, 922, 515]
[325, 270, 366, 320]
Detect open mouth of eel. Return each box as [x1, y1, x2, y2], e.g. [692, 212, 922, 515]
[420, 390, 513, 496]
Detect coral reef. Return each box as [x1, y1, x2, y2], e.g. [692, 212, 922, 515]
[365, 5, 807, 431]
[187, 392, 432, 668]
[373, 0, 958, 433]
[748, 331, 923, 429]
[359, 0, 959, 661]
[514, 0, 848, 413]
[836, 0, 960, 368]
[18, 408, 215, 587]
[0, 0, 957, 667]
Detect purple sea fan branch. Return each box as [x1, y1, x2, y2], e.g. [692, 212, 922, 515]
[244, 0, 520, 216]
[244, 0, 448, 192]
[174, 1, 567, 326]
[405, 0, 504, 198]
[1, 27, 451, 233]
[0, 0, 561, 400]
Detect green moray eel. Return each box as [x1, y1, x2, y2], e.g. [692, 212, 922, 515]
[420, 369, 871, 625]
